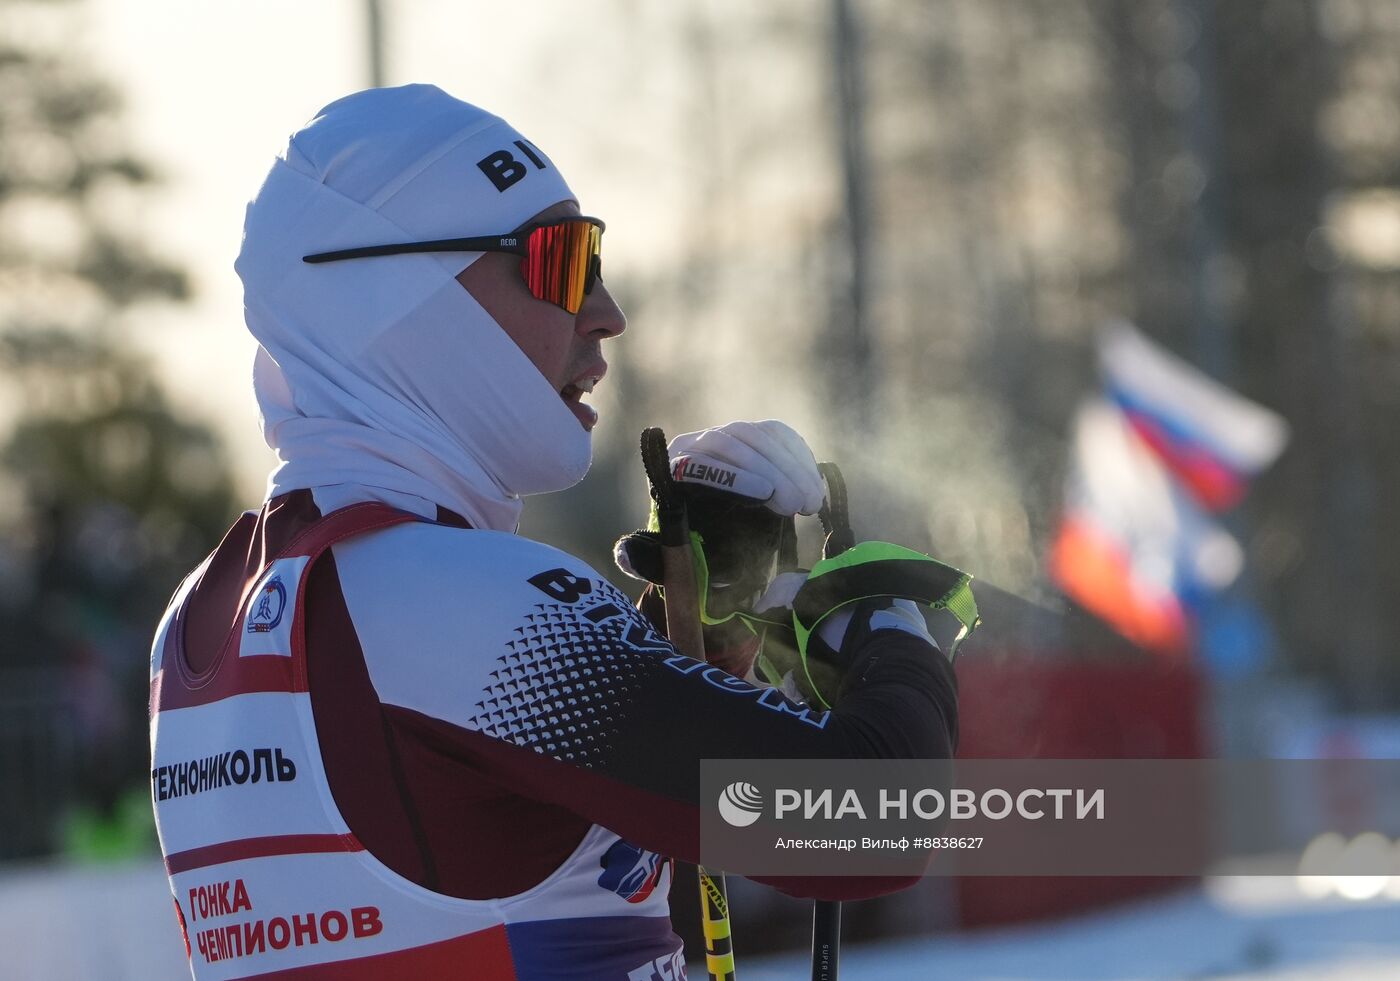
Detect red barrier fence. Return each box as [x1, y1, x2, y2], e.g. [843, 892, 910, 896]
[953, 652, 1204, 927]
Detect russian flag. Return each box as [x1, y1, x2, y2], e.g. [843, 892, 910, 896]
[1098, 322, 1289, 512]
[1050, 400, 1244, 656]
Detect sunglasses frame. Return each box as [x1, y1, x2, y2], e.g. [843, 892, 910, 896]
[302, 215, 606, 313]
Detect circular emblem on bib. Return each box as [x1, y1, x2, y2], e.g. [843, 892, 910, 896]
[247, 576, 288, 634]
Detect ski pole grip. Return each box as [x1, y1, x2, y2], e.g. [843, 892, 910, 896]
[641, 427, 688, 545]
[639, 427, 706, 662]
[817, 462, 855, 558]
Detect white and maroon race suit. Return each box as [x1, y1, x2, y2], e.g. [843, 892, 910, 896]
[150, 489, 958, 980]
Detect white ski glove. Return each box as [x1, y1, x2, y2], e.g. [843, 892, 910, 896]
[616, 419, 825, 597]
[666, 419, 825, 517]
[615, 419, 825, 680]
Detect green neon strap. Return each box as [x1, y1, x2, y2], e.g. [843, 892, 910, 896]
[690, 530, 740, 627]
[652, 528, 749, 628]
[789, 542, 981, 707]
[751, 627, 790, 689]
[651, 527, 980, 707]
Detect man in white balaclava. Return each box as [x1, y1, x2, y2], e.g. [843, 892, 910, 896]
[149, 85, 961, 980]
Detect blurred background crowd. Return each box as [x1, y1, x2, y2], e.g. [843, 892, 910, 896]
[2, 0, 1399, 977]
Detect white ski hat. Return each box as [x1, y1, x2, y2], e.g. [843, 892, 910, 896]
[236, 84, 591, 530]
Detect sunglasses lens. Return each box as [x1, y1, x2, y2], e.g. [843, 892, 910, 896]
[525, 219, 603, 314]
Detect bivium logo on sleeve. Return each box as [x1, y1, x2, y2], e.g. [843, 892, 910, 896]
[718, 782, 764, 827]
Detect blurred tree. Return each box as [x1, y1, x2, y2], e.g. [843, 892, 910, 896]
[1298, 0, 1400, 705]
[1104, 0, 1395, 704]
[585, 0, 1400, 705]
[0, 0, 236, 859]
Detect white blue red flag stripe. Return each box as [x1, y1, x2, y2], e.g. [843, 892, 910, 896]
[1098, 322, 1288, 511]
[1050, 399, 1245, 656]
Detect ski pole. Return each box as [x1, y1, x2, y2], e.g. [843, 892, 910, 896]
[811, 899, 842, 981]
[809, 462, 852, 981]
[640, 427, 737, 981]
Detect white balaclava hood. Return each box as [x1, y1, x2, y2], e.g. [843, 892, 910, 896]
[237, 84, 590, 531]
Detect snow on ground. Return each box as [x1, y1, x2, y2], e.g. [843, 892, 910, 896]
[0, 858, 188, 981]
[742, 878, 1400, 980]
[3, 859, 1399, 980]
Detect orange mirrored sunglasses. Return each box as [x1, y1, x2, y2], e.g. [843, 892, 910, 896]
[303, 216, 605, 315]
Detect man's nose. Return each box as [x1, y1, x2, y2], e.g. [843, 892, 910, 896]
[577, 282, 626, 339]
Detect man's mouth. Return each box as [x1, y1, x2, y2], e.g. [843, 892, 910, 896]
[560, 373, 602, 431]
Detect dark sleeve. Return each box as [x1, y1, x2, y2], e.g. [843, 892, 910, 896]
[455, 577, 958, 901]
